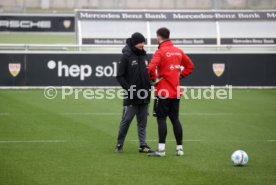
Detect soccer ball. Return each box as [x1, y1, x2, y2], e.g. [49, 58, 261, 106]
[231, 150, 249, 166]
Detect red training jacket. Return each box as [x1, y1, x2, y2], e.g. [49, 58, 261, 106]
[148, 40, 194, 98]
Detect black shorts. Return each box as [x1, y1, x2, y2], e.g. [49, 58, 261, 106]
[153, 97, 180, 118]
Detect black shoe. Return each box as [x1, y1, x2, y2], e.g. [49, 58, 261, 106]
[115, 144, 123, 153]
[138, 145, 155, 153]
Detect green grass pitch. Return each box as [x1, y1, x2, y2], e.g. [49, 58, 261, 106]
[0, 33, 75, 44]
[0, 89, 275, 185]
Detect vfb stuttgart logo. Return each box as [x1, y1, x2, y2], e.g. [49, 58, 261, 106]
[213, 63, 225, 77]
[9, 63, 21, 77]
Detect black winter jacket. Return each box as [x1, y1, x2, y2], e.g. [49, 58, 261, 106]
[116, 41, 151, 106]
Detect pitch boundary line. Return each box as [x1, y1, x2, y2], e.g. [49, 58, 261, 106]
[0, 112, 233, 116]
[0, 140, 67, 143]
[0, 139, 274, 143]
[60, 112, 121, 115]
[129, 139, 201, 142]
[130, 139, 276, 142]
[266, 140, 276, 142]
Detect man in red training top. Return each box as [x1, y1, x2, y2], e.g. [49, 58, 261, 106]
[147, 27, 194, 157]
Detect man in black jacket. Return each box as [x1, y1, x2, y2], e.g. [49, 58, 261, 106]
[115, 32, 153, 153]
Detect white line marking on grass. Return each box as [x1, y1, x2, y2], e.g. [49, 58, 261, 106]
[180, 113, 233, 116]
[129, 139, 201, 142]
[0, 112, 122, 116]
[130, 139, 276, 143]
[60, 112, 233, 116]
[64, 112, 232, 116]
[0, 140, 67, 143]
[60, 112, 121, 116]
[0, 112, 10, 116]
[266, 140, 276, 142]
[0, 112, 234, 116]
[182, 140, 202, 142]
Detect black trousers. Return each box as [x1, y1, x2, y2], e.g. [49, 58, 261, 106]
[117, 104, 148, 146]
[153, 97, 183, 145]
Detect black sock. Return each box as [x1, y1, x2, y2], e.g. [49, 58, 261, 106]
[157, 117, 167, 144]
[169, 114, 183, 145]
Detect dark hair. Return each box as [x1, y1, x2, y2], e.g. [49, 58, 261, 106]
[156, 27, 170, 39]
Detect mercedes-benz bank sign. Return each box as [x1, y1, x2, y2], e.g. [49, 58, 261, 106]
[0, 20, 51, 28]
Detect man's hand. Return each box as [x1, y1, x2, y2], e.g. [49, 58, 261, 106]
[150, 77, 163, 85]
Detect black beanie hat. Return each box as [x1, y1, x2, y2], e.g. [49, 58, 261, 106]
[130, 32, 146, 46]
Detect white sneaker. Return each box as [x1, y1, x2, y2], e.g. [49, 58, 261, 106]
[147, 150, 166, 157]
[176, 149, 184, 156]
